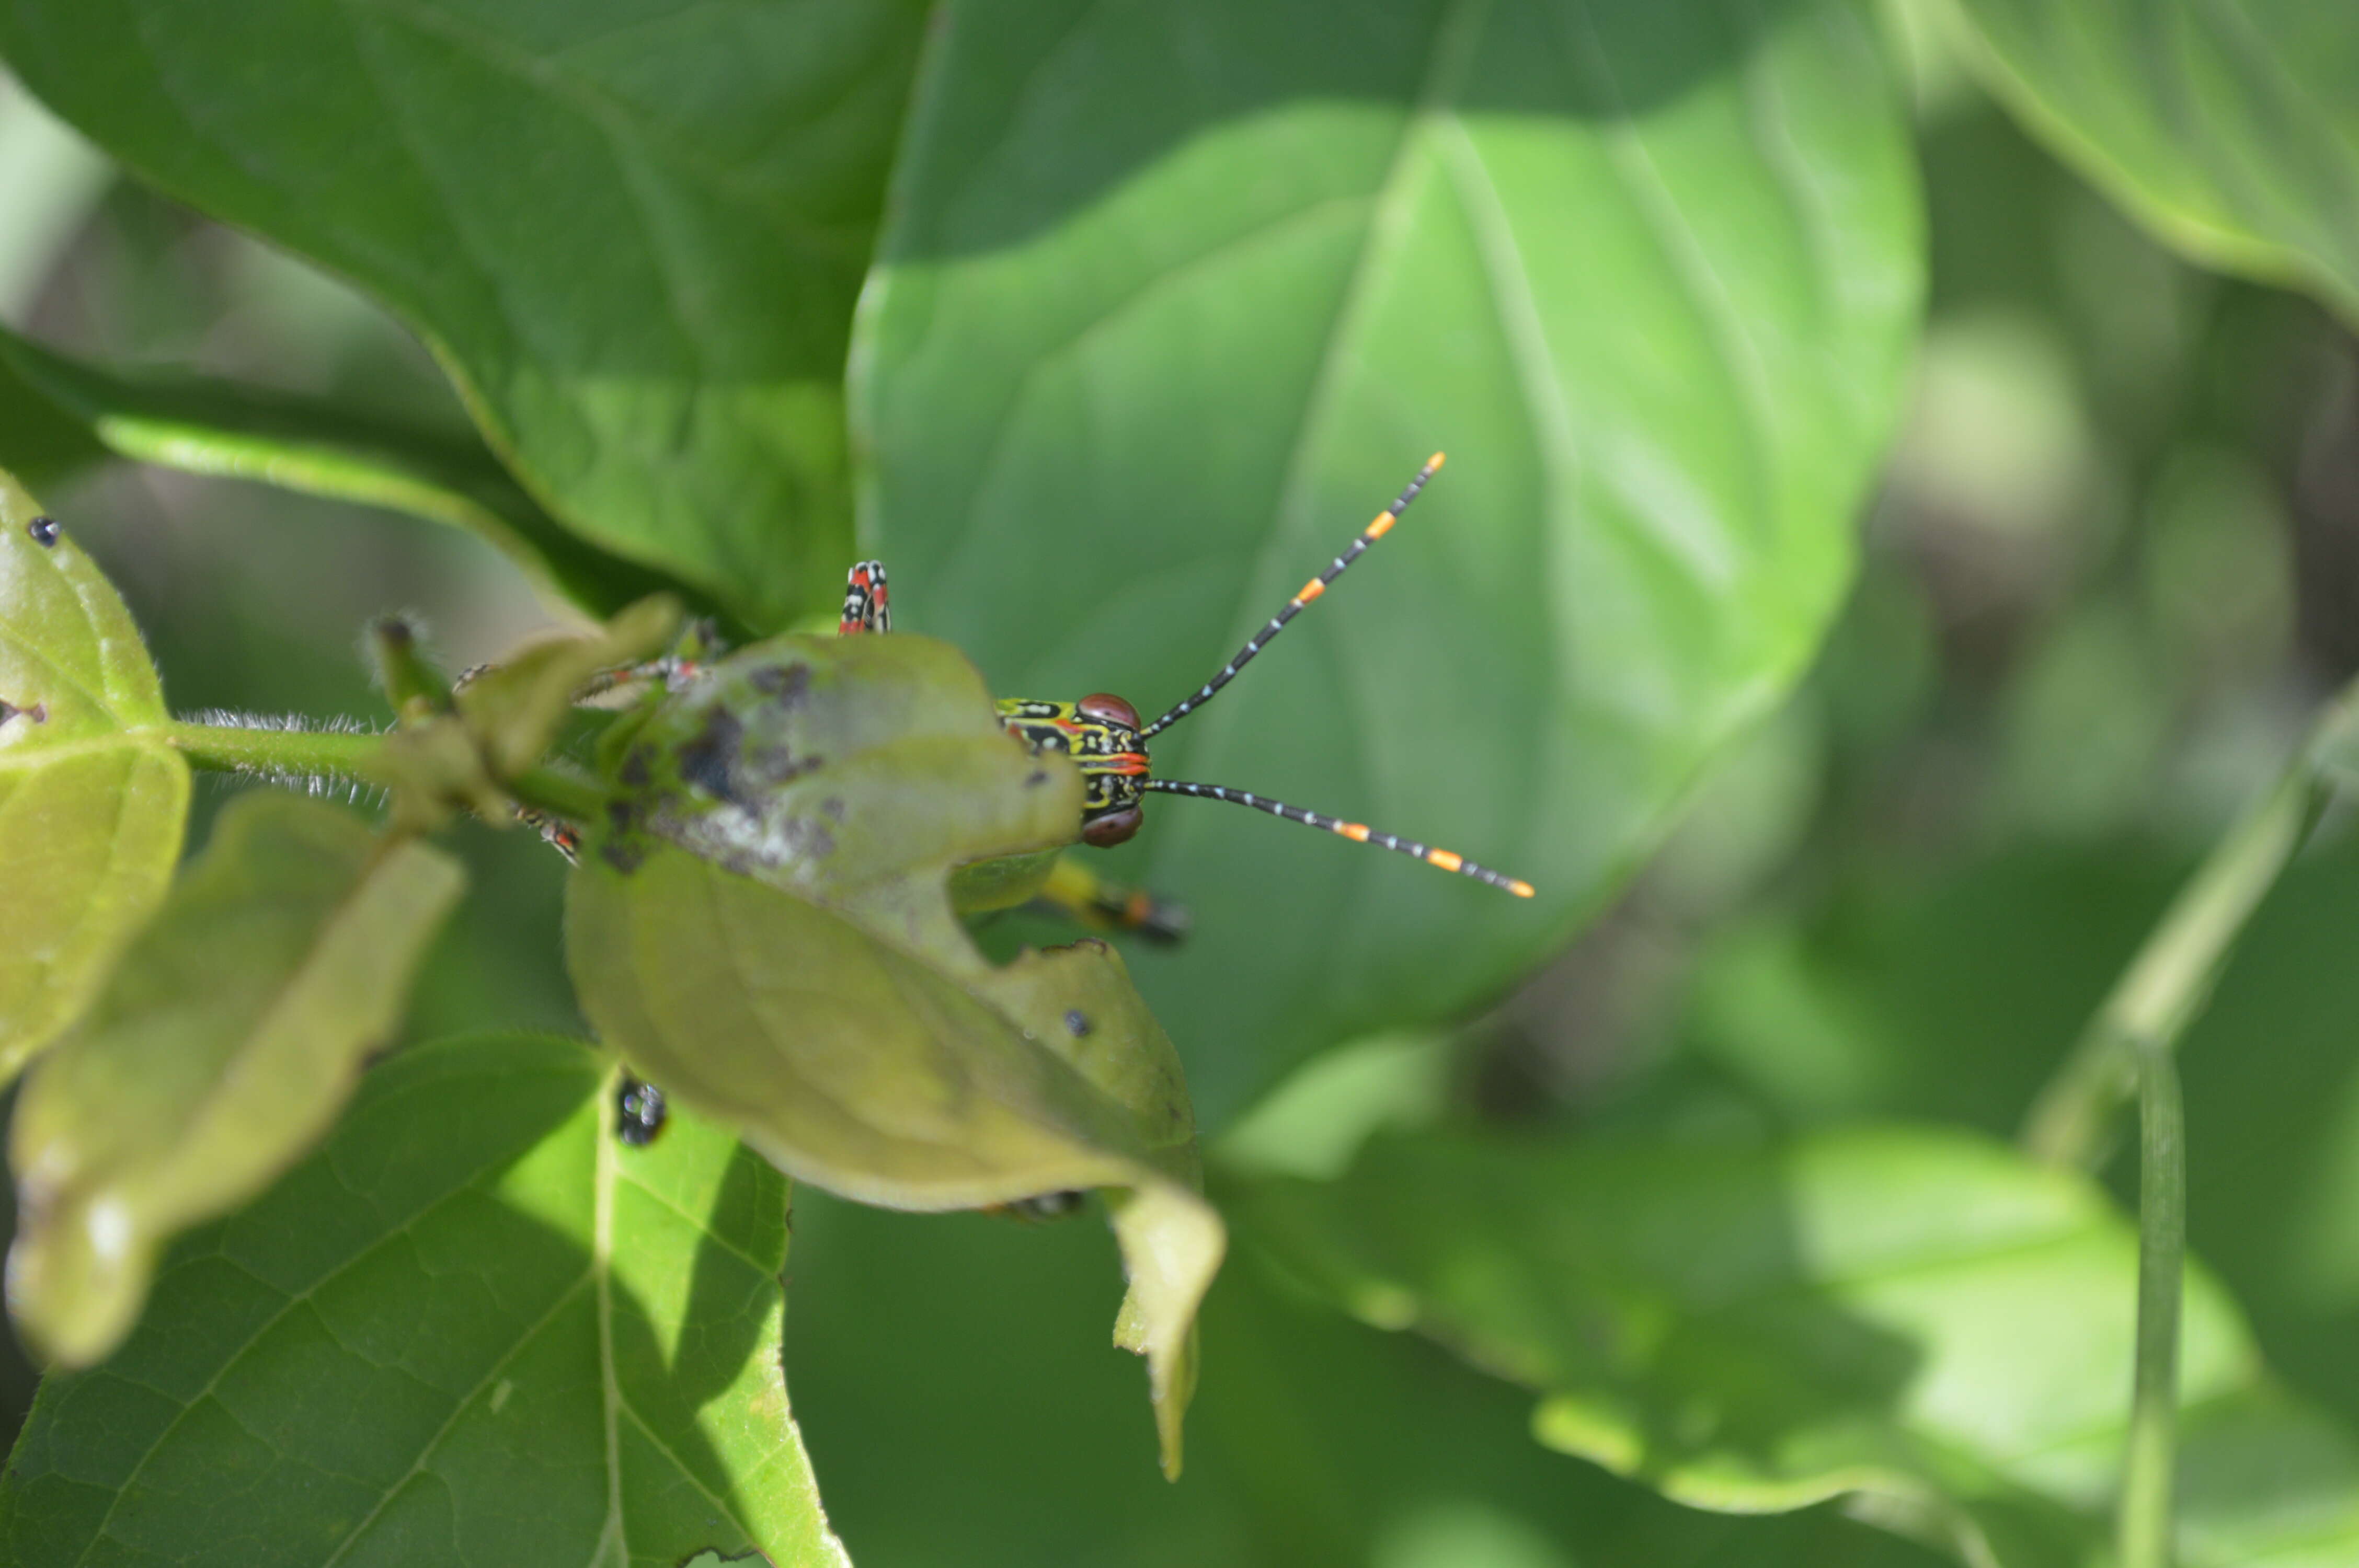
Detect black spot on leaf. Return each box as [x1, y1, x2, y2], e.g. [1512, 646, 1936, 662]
[677, 705, 744, 801]
[749, 662, 811, 706]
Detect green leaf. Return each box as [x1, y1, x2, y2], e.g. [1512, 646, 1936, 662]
[855, 0, 1925, 1123]
[8, 791, 465, 1365]
[1943, 0, 2359, 323]
[1232, 1124, 2359, 1568]
[0, 0, 932, 630]
[0, 325, 681, 619]
[1704, 838, 2359, 1445]
[787, 1184, 1952, 1567]
[452, 592, 682, 776]
[0, 465, 188, 1080]
[0, 349, 106, 493]
[569, 630, 1223, 1477]
[0, 1033, 849, 1567]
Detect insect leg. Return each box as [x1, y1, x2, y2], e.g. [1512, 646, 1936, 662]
[1027, 851, 1192, 945]
[840, 560, 891, 635]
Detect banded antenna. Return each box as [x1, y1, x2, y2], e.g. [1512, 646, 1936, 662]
[1143, 453, 1535, 898]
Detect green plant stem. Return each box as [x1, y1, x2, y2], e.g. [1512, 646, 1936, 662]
[164, 718, 380, 779]
[2120, 1040, 2185, 1568]
[2021, 676, 2359, 1170]
[506, 763, 609, 824]
[163, 718, 606, 826]
[2018, 676, 2359, 1568]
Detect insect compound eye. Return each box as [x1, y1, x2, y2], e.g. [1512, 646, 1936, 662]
[1075, 692, 1141, 731]
[1081, 804, 1143, 847]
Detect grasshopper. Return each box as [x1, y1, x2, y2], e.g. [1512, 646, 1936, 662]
[839, 454, 1532, 939]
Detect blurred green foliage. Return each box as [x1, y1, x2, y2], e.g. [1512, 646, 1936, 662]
[0, 1, 2356, 1564]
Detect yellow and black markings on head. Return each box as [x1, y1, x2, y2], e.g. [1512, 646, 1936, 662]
[846, 453, 1534, 898]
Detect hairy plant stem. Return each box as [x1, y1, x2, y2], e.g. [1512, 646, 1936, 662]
[164, 718, 381, 780]
[163, 717, 605, 827]
[2119, 1041, 2184, 1568]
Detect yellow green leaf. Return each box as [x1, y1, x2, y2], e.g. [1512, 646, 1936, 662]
[0, 466, 187, 1080]
[8, 792, 464, 1364]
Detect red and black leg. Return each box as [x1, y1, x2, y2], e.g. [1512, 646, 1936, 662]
[840, 561, 891, 635]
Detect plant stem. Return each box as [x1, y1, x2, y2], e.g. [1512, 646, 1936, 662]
[2017, 675, 2359, 1568]
[163, 718, 380, 780]
[164, 717, 608, 826]
[2118, 1040, 2184, 1568]
[2021, 676, 2359, 1169]
[508, 764, 610, 825]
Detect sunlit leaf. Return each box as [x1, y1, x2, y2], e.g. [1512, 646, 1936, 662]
[1232, 1124, 2359, 1568]
[0, 325, 679, 618]
[0, 1033, 850, 1567]
[8, 792, 464, 1365]
[1687, 838, 2359, 1444]
[0, 0, 931, 630]
[1944, 0, 2359, 323]
[857, 0, 1925, 1124]
[570, 630, 1223, 1475]
[0, 465, 187, 1081]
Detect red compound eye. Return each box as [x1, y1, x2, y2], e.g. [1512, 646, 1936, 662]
[1076, 692, 1140, 730]
[1081, 805, 1143, 847]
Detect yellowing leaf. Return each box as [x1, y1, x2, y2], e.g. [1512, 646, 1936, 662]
[0, 466, 187, 1079]
[8, 792, 463, 1364]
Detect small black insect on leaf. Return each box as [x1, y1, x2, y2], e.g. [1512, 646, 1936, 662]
[615, 1074, 668, 1146]
[25, 515, 59, 547]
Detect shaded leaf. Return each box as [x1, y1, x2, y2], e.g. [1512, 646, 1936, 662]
[0, 1033, 849, 1567]
[1233, 1124, 2359, 1568]
[0, 466, 187, 1079]
[570, 631, 1222, 1476]
[857, 0, 1925, 1125]
[8, 792, 464, 1365]
[1944, 0, 2359, 323]
[0, 325, 680, 618]
[787, 1184, 1951, 1567]
[0, 348, 106, 492]
[0, 0, 931, 630]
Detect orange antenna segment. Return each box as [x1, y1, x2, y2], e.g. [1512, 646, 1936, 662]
[1140, 453, 1446, 741]
[1142, 778, 1532, 896]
